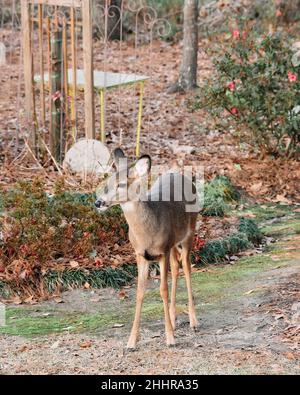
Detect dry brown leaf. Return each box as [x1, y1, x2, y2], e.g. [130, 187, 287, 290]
[11, 296, 22, 305]
[70, 260, 79, 268]
[78, 341, 92, 349]
[250, 182, 263, 193]
[54, 297, 64, 304]
[24, 295, 37, 305]
[274, 194, 291, 204]
[284, 352, 296, 360]
[119, 289, 128, 300]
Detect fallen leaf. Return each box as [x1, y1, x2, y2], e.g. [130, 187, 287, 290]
[250, 182, 263, 193]
[151, 332, 161, 338]
[274, 194, 291, 204]
[243, 212, 257, 218]
[24, 295, 37, 305]
[113, 323, 125, 328]
[54, 297, 64, 304]
[119, 289, 128, 300]
[274, 314, 284, 320]
[50, 340, 60, 349]
[284, 352, 296, 360]
[70, 260, 79, 268]
[271, 255, 281, 261]
[244, 288, 261, 295]
[90, 297, 101, 303]
[79, 341, 92, 349]
[11, 296, 22, 305]
[84, 282, 90, 289]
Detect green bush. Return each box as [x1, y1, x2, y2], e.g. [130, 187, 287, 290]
[203, 176, 240, 217]
[0, 179, 129, 297]
[195, 32, 300, 158]
[193, 218, 263, 265]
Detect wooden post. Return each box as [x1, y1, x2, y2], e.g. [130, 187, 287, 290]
[62, 18, 69, 123]
[50, 30, 63, 162]
[38, 4, 45, 125]
[46, 16, 51, 122]
[70, 7, 77, 141]
[21, 0, 36, 148]
[82, 0, 95, 139]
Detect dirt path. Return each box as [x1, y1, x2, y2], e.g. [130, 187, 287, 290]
[0, 216, 299, 375]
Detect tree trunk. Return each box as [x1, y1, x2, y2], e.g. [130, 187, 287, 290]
[168, 0, 199, 93]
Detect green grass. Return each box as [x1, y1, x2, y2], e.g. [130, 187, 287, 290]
[191, 254, 282, 302]
[0, 308, 131, 337]
[235, 204, 293, 223]
[0, 225, 295, 338]
[260, 218, 300, 236]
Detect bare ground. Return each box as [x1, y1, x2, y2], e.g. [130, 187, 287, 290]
[0, 238, 299, 375]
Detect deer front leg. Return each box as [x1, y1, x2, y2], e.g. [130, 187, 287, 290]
[159, 254, 175, 346]
[127, 256, 149, 350]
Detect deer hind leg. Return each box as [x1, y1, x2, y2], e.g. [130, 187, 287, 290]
[127, 255, 149, 350]
[182, 237, 199, 329]
[159, 253, 175, 346]
[169, 246, 180, 330]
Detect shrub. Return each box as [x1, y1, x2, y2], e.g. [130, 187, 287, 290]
[203, 176, 240, 217]
[195, 32, 300, 158]
[192, 218, 263, 265]
[0, 179, 130, 297]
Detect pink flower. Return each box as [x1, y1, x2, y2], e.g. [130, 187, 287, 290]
[276, 9, 282, 17]
[288, 72, 297, 83]
[230, 107, 239, 115]
[232, 30, 240, 39]
[228, 81, 236, 91]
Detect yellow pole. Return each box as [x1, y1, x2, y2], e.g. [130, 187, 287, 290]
[136, 81, 145, 158]
[100, 88, 106, 142]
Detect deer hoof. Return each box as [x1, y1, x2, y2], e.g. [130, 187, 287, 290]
[167, 343, 176, 348]
[126, 346, 137, 352]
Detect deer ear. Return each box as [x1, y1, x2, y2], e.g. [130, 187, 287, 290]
[134, 155, 151, 177]
[112, 148, 126, 171]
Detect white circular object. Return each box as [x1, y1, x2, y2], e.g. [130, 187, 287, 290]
[63, 139, 111, 174]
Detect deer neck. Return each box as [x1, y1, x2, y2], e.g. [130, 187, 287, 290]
[121, 200, 151, 230]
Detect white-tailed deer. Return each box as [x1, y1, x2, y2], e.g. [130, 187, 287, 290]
[95, 148, 199, 349]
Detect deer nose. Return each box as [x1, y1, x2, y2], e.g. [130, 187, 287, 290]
[95, 199, 105, 209]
